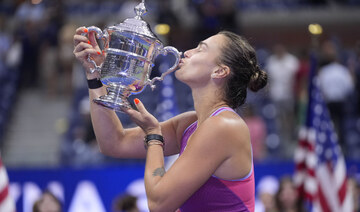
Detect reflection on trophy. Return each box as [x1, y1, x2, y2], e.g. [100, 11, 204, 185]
[84, 0, 181, 112]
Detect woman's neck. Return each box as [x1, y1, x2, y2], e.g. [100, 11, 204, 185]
[192, 87, 229, 125]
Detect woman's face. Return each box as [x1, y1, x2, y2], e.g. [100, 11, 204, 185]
[175, 34, 226, 87]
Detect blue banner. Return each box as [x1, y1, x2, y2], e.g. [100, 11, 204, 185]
[7, 161, 358, 212]
[8, 163, 146, 212]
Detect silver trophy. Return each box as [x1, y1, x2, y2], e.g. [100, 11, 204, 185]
[84, 0, 181, 111]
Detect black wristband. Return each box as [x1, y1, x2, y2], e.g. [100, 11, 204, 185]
[144, 134, 164, 149]
[87, 78, 103, 89]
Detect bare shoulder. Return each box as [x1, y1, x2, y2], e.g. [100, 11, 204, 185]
[192, 111, 252, 179]
[200, 111, 250, 146]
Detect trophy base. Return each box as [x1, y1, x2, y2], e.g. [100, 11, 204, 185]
[93, 95, 131, 112]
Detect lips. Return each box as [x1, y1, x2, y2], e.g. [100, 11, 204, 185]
[179, 59, 185, 66]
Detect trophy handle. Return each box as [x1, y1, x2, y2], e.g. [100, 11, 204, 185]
[148, 46, 181, 89]
[82, 26, 109, 74]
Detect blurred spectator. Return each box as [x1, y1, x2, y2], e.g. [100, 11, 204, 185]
[265, 44, 299, 156]
[0, 15, 11, 75]
[255, 175, 279, 212]
[348, 41, 360, 117]
[39, 1, 64, 97]
[14, 0, 45, 88]
[33, 190, 62, 212]
[275, 176, 304, 212]
[317, 40, 354, 151]
[17, 20, 41, 88]
[5, 32, 23, 71]
[70, 96, 105, 165]
[193, 0, 237, 42]
[112, 193, 139, 212]
[294, 48, 310, 127]
[15, 0, 45, 24]
[242, 105, 268, 161]
[59, 22, 78, 96]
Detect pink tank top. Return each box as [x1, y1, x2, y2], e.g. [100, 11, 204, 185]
[179, 107, 255, 212]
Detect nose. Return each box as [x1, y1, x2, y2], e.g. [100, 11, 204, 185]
[184, 49, 192, 58]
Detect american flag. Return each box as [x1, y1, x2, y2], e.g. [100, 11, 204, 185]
[0, 156, 16, 212]
[294, 54, 353, 212]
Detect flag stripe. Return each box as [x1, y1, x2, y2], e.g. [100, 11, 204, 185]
[0, 157, 16, 212]
[318, 184, 331, 212]
[338, 178, 347, 204]
[0, 185, 9, 203]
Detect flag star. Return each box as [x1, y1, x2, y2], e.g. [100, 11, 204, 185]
[315, 145, 323, 154]
[313, 117, 321, 127]
[314, 104, 323, 115]
[318, 132, 326, 143]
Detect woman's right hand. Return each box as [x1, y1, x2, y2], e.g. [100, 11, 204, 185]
[73, 27, 105, 79]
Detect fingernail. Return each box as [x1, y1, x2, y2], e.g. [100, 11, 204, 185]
[134, 98, 140, 105]
[97, 51, 101, 55]
[102, 50, 105, 54]
[83, 28, 88, 33]
[87, 41, 91, 44]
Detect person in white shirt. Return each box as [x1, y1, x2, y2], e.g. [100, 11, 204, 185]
[317, 40, 354, 150]
[266, 44, 300, 155]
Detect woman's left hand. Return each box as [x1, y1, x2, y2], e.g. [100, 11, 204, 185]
[124, 98, 162, 135]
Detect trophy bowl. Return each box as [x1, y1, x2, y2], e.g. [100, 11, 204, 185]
[84, 0, 181, 112]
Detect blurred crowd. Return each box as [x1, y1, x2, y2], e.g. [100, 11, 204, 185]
[0, 0, 360, 166]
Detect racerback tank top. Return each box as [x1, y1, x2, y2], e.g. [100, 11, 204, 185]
[179, 107, 255, 212]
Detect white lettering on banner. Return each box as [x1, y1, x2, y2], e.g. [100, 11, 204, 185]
[47, 181, 64, 202]
[23, 182, 42, 212]
[10, 181, 64, 212]
[9, 181, 105, 211]
[9, 183, 21, 205]
[68, 180, 106, 212]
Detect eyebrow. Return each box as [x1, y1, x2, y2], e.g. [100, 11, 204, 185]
[198, 41, 208, 48]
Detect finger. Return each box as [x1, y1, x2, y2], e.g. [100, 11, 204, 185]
[74, 42, 93, 53]
[73, 34, 90, 46]
[123, 107, 144, 126]
[123, 107, 139, 117]
[75, 26, 88, 35]
[73, 47, 99, 62]
[134, 98, 148, 115]
[73, 43, 98, 58]
[88, 31, 102, 52]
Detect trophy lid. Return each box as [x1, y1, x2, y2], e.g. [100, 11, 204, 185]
[117, 0, 158, 40]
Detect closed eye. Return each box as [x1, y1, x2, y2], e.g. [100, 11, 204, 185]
[197, 41, 208, 51]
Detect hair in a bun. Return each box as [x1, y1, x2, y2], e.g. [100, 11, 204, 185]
[248, 66, 268, 92]
[218, 31, 268, 108]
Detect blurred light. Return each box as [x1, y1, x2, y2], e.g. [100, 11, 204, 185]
[155, 24, 170, 35]
[31, 0, 42, 4]
[55, 118, 68, 135]
[266, 133, 280, 149]
[308, 23, 323, 35]
[262, 103, 277, 119]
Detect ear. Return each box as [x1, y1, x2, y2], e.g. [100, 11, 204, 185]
[211, 66, 230, 79]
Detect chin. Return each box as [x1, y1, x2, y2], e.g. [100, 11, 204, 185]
[174, 69, 187, 84]
[174, 68, 181, 79]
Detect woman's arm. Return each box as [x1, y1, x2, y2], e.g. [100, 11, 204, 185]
[89, 92, 196, 158]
